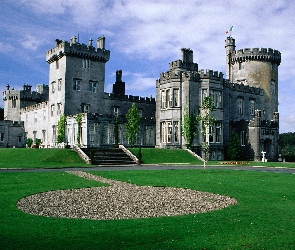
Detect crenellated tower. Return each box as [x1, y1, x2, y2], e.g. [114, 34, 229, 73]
[3, 84, 48, 121]
[45, 36, 110, 116]
[225, 37, 281, 121]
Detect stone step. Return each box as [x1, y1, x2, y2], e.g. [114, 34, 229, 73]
[82, 148, 135, 165]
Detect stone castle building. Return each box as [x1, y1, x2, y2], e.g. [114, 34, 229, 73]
[156, 36, 280, 161]
[2, 36, 156, 148]
[2, 35, 281, 161]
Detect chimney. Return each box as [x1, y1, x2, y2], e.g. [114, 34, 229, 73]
[97, 36, 105, 49]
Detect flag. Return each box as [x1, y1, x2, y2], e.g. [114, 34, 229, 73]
[226, 25, 233, 35]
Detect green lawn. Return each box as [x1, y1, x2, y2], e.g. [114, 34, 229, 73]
[0, 169, 294, 249]
[128, 148, 204, 164]
[0, 148, 87, 168]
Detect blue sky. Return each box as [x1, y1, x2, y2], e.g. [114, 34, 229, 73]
[1, 0, 295, 133]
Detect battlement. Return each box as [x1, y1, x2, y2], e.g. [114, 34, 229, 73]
[169, 59, 198, 71]
[20, 101, 48, 113]
[3, 84, 46, 103]
[230, 47, 281, 65]
[106, 93, 155, 104]
[224, 81, 262, 95]
[199, 69, 224, 80]
[46, 36, 110, 64]
[249, 110, 279, 128]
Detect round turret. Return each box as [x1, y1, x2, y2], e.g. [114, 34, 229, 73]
[227, 40, 281, 121]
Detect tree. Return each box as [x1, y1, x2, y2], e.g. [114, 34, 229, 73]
[181, 105, 198, 149]
[227, 131, 242, 160]
[125, 103, 141, 147]
[279, 132, 295, 161]
[57, 115, 66, 143]
[196, 96, 216, 172]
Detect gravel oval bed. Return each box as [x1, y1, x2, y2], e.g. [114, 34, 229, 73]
[17, 171, 238, 220]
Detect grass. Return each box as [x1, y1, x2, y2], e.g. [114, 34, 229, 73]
[0, 169, 294, 249]
[1, 147, 295, 169]
[0, 148, 87, 168]
[128, 148, 204, 164]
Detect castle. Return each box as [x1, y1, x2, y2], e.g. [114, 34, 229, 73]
[2, 35, 281, 161]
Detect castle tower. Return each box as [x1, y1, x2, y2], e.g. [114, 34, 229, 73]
[112, 70, 125, 96]
[225, 36, 236, 80]
[227, 39, 281, 121]
[45, 36, 110, 116]
[3, 84, 47, 121]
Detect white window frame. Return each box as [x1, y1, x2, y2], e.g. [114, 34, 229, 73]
[237, 97, 243, 114]
[173, 88, 179, 107]
[73, 79, 81, 91]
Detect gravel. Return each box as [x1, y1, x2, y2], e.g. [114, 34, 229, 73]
[17, 171, 237, 220]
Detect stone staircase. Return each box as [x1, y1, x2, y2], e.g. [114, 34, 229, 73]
[82, 148, 136, 165]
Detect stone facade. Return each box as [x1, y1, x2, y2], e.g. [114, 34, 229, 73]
[0, 120, 25, 148]
[156, 36, 281, 161]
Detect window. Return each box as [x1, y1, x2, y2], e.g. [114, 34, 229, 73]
[139, 109, 142, 118]
[57, 103, 62, 115]
[0, 132, 4, 142]
[18, 136, 22, 143]
[166, 89, 172, 108]
[58, 79, 62, 91]
[56, 60, 59, 70]
[240, 131, 246, 146]
[73, 79, 81, 91]
[202, 89, 208, 101]
[203, 122, 222, 143]
[161, 121, 179, 144]
[161, 90, 166, 108]
[83, 104, 90, 113]
[210, 90, 222, 108]
[173, 89, 179, 107]
[12, 99, 16, 108]
[82, 59, 90, 69]
[113, 107, 119, 117]
[239, 62, 244, 70]
[43, 110, 46, 120]
[51, 105, 55, 116]
[167, 122, 172, 142]
[174, 121, 179, 142]
[34, 112, 37, 123]
[89, 81, 97, 93]
[51, 81, 56, 93]
[161, 122, 166, 143]
[52, 125, 56, 143]
[237, 97, 243, 114]
[249, 99, 255, 115]
[215, 122, 221, 143]
[42, 130, 46, 143]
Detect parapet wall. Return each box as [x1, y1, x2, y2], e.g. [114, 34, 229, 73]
[230, 48, 281, 65]
[224, 80, 262, 95]
[169, 59, 198, 71]
[20, 101, 48, 113]
[46, 36, 110, 64]
[106, 93, 155, 104]
[199, 69, 224, 80]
